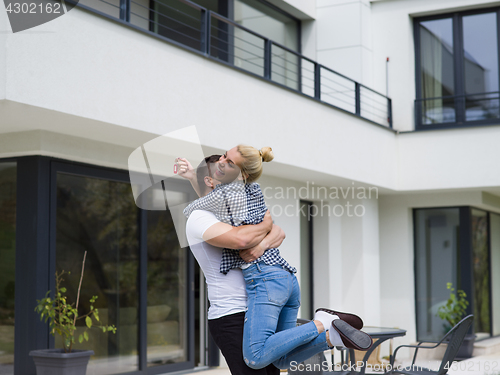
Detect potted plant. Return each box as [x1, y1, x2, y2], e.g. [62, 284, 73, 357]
[29, 252, 117, 375]
[436, 282, 475, 359]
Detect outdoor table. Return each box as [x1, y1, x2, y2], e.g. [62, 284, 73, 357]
[347, 326, 406, 374]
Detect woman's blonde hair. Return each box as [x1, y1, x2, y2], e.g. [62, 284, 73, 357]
[237, 145, 274, 183]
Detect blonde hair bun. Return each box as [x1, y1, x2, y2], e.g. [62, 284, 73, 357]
[260, 147, 274, 163]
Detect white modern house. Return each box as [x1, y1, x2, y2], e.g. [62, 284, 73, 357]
[1, 0, 499, 374]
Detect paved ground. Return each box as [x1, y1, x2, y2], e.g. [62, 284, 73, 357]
[190, 351, 500, 375]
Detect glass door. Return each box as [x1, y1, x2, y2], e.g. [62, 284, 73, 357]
[52, 161, 195, 374]
[0, 162, 16, 375]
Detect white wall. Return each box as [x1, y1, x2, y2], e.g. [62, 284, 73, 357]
[315, 0, 373, 87]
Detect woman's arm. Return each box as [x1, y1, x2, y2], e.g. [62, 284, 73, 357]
[202, 210, 273, 249]
[238, 224, 286, 263]
[176, 157, 202, 197]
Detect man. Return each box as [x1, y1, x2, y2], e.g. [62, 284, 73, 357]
[185, 155, 282, 375]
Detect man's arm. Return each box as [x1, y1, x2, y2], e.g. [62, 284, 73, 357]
[239, 224, 286, 263]
[203, 210, 272, 249]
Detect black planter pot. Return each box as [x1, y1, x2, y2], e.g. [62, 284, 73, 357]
[454, 334, 476, 360]
[29, 349, 94, 375]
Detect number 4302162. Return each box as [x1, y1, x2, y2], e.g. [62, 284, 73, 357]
[5, 2, 62, 13]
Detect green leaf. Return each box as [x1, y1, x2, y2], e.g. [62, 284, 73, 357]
[85, 316, 92, 328]
[79, 334, 84, 343]
[84, 331, 89, 341]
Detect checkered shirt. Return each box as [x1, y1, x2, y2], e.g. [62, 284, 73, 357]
[183, 182, 296, 275]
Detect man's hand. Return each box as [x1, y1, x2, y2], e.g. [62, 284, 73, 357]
[239, 224, 286, 262]
[203, 210, 274, 249]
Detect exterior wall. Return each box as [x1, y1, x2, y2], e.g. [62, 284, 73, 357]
[0, 5, 399, 190]
[379, 190, 500, 349]
[1, 0, 500, 368]
[315, 0, 374, 87]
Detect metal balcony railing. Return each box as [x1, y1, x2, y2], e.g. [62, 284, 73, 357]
[71, 0, 393, 129]
[415, 91, 500, 129]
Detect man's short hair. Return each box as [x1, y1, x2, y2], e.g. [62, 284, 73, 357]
[197, 155, 221, 195]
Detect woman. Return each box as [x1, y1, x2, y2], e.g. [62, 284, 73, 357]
[177, 146, 372, 370]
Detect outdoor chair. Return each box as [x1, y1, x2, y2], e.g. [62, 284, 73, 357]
[287, 319, 352, 375]
[388, 315, 474, 375]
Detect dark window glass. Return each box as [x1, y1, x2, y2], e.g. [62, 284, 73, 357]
[0, 162, 16, 375]
[299, 201, 312, 319]
[471, 209, 490, 338]
[416, 10, 500, 127]
[490, 213, 500, 336]
[463, 13, 500, 121]
[234, 0, 299, 89]
[56, 173, 139, 374]
[415, 208, 460, 341]
[419, 18, 456, 124]
[147, 205, 189, 367]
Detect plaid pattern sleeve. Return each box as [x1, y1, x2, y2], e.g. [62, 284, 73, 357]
[182, 186, 233, 225]
[219, 183, 296, 275]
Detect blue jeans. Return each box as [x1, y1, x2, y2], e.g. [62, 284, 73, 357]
[242, 262, 329, 370]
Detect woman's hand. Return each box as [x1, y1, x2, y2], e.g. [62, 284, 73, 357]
[239, 224, 285, 263]
[176, 158, 195, 180]
[239, 243, 265, 263]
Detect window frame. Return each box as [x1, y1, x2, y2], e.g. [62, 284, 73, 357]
[414, 6, 500, 130]
[412, 205, 497, 342]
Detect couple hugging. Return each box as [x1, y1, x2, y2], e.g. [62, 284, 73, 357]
[178, 145, 372, 375]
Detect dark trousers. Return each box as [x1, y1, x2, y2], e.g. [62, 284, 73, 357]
[208, 312, 280, 375]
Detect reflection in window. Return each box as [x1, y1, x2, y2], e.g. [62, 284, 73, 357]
[417, 10, 500, 126]
[56, 173, 139, 375]
[234, 0, 299, 88]
[0, 162, 16, 375]
[471, 209, 490, 339]
[490, 213, 500, 336]
[463, 13, 499, 121]
[147, 200, 188, 367]
[419, 18, 455, 124]
[415, 208, 459, 341]
[299, 201, 312, 319]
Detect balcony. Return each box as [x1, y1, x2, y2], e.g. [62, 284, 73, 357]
[415, 91, 500, 130]
[69, 0, 393, 129]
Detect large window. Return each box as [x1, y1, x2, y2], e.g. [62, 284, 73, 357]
[9, 156, 201, 375]
[0, 162, 16, 375]
[53, 163, 194, 374]
[415, 8, 500, 129]
[414, 207, 500, 341]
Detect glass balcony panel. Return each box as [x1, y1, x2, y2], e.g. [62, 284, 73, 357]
[465, 92, 500, 121]
[420, 96, 456, 125]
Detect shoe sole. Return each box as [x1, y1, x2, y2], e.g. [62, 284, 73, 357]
[332, 319, 372, 350]
[316, 308, 364, 330]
